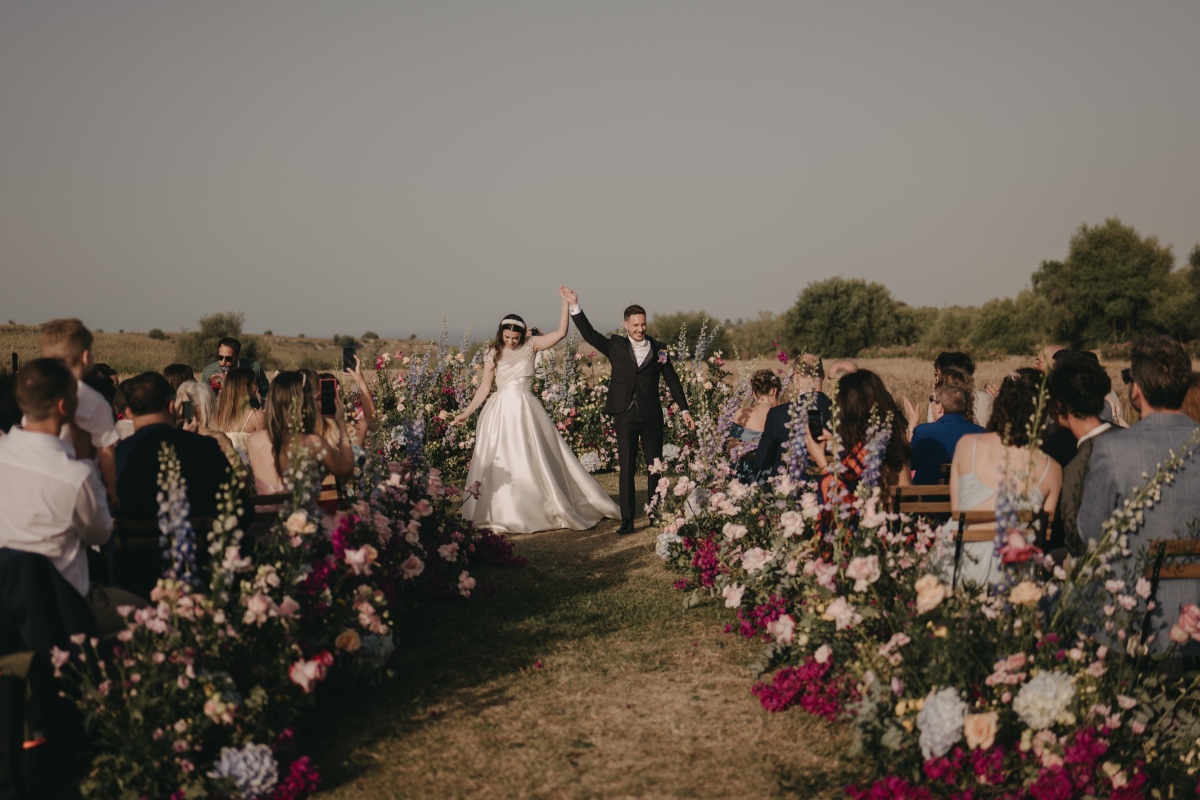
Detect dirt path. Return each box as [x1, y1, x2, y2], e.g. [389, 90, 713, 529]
[306, 474, 856, 799]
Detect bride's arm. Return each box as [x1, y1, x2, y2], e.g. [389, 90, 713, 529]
[451, 361, 496, 425]
[530, 287, 571, 352]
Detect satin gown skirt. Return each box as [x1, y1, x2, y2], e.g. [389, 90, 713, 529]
[461, 383, 621, 534]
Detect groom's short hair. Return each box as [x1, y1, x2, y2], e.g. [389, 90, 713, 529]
[623, 304, 646, 320]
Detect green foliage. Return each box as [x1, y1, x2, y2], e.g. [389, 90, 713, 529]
[332, 334, 359, 348]
[263, 329, 273, 336]
[648, 310, 729, 356]
[965, 290, 1052, 355]
[173, 312, 272, 370]
[782, 277, 915, 357]
[1031, 217, 1186, 346]
[726, 311, 785, 357]
[362, 331, 379, 341]
[147, 328, 167, 340]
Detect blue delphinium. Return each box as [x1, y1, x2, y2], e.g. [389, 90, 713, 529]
[207, 742, 279, 799]
[156, 442, 199, 588]
[859, 410, 893, 493]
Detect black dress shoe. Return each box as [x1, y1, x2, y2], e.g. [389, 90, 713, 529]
[616, 521, 635, 535]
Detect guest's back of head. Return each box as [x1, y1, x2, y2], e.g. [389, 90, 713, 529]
[986, 368, 1045, 447]
[121, 372, 174, 418]
[1130, 335, 1192, 411]
[163, 363, 197, 393]
[934, 351, 976, 377]
[264, 371, 317, 473]
[827, 359, 857, 382]
[212, 367, 257, 431]
[1047, 355, 1111, 419]
[176, 380, 217, 427]
[15, 358, 78, 422]
[934, 384, 970, 416]
[750, 369, 782, 400]
[39, 318, 93, 371]
[836, 369, 911, 473]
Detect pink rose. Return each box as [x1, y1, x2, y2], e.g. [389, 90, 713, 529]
[964, 711, 998, 750]
[914, 574, 946, 614]
[999, 530, 1042, 565]
[401, 555, 425, 579]
[344, 544, 379, 576]
[1172, 603, 1200, 643]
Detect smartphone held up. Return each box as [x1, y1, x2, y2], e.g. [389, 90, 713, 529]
[319, 377, 338, 416]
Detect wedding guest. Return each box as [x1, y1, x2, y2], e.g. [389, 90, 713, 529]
[1183, 372, 1200, 424]
[949, 368, 1062, 585]
[201, 337, 269, 398]
[752, 355, 832, 479]
[210, 367, 265, 454]
[827, 359, 858, 382]
[0, 358, 143, 636]
[1046, 354, 1113, 555]
[246, 371, 354, 497]
[1078, 336, 1200, 652]
[342, 355, 378, 448]
[730, 369, 782, 454]
[298, 368, 346, 452]
[806, 370, 912, 502]
[1034, 344, 1064, 372]
[39, 318, 119, 502]
[910, 383, 984, 485]
[175, 379, 237, 460]
[162, 363, 197, 393]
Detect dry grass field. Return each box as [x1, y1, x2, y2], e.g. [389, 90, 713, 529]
[0, 324, 432, 377]
[304, 473, 860, 800]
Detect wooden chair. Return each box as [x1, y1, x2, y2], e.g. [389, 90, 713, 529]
[111, 517, 215, 550]
[892, 484, 953, 516]
[951, 509, 1054, 589]
[938, 463, 951, 485]
[1142, 539, 1200, 640]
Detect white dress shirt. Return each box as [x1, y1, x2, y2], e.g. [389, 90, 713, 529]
[70, 380, 120, 449]
[0, 427, 113, 595]
[569, 304, 652, 365]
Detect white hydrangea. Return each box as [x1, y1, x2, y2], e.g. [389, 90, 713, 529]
[579, 451, 602, 473]
[1012, 671, 1076, 731]
[917, 687, 967, 760]
[655, 530, 682, 559]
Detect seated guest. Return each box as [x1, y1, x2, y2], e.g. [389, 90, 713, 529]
[0, 358, 141, 636]
[1183, 371, 1200, 424]
[910, 384, 984, 485]
[247, 371, 355, 496]
[949, 368, 1063, 585]
[162, 363, 197, 393]
[39, 318, 119, 502]
[210, 367, 265, 455]
[175, 380, 237, 460]
[1046, 354, 1113, 555]
[806, 370, 912, 506]
[752, 355, 832, 479]
[1079, 336, 1200, 652]
[730, 369, 782, 454]
[201, 337, 269, 399]
[115, 372, 248, 521]
[911, 352, 992, 429]
[827, 359, 858, 382]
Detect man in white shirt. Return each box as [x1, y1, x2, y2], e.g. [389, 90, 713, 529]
[39, 318, 119, 502]
[0, 358, 139, 636]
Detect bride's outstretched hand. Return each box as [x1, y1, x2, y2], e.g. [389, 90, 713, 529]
[560, 285, 578, 305]
[451, 412, 469, 426]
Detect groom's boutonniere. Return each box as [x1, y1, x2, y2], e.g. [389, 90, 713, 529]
[657, 349, 669, 365]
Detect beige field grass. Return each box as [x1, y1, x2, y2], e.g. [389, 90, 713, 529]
[305, 473, 859, 800]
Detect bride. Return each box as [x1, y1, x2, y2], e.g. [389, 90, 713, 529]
[452, 286, 621, 534]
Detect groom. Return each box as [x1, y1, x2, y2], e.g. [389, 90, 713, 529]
[565, 289, 694, 534]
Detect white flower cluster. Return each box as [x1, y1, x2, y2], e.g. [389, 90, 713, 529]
[579, 451, 602, 473]
[1012, 670, 1076, 731]
[917, 687, 967, 760]
[655, 529, 683, 559]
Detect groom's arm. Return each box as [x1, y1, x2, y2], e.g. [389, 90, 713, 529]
[569, 306, 612, 357]
[660, 356, 690, 414]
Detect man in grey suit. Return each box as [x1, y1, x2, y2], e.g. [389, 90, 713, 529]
[1078, 335, 1200, 652]
[200, 337, 270, 399]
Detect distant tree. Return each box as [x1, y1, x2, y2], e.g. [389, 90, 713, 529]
[726, 311, 785, 357]
[263, 329, 273, 336]
[409, 334, 417, 340]
[332, 334, 359, 348]
[648, 310, 729, 357]
[967, 291, 1051, 355]
[298, 333, 305, 338]
[118, 329, 125, 334]
[147, 328, 167, 340]
[782, 277, 912, 357]
[174, 312, 272, 369]
[1031, 218, 1177, 347]
[915, 306, 979, 352]
[362, 331, 379, 341]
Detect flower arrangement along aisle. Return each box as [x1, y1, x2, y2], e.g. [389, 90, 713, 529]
[62, 420, 514, 798]
[649, 377, 1200, 797]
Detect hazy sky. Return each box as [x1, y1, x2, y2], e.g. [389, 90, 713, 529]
[3, 1, 1198, 339]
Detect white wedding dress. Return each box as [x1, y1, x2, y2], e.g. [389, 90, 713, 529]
[461, 341, 620, 534]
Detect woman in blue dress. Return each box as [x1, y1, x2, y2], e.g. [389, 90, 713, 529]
[729, 369, 783, 482]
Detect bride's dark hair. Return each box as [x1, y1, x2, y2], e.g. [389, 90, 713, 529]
[491, 313, 527, 363]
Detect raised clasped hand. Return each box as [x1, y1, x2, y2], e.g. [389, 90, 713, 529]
[560, 285, 578, 305]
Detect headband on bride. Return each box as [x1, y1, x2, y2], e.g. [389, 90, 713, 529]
[500, 318, 526, 330]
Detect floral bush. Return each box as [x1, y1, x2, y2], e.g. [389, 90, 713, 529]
[649, 376, 1200, 797]
[62, 416, 514, 798]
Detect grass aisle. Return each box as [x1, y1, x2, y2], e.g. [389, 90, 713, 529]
[307, 474, 857, 799]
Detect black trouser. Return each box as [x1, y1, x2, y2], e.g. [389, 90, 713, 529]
[614, 404, 663, 524]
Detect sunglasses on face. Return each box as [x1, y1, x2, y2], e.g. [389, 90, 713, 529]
[217, 355, 236, 362]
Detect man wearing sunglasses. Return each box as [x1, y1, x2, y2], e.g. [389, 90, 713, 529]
[200, 337, 269, 398]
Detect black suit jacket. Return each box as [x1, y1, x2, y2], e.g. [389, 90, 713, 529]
[752, 392, 832, 478]
[116, 425, 251, 521]
[571, 309, 689, 419]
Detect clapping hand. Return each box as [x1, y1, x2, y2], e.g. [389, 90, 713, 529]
[560, 285, 578, 305]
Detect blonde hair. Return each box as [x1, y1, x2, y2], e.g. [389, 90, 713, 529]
[212, 367, 257, 432]
[40, 318, 93, 367]
[175, 380, 217, 427]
